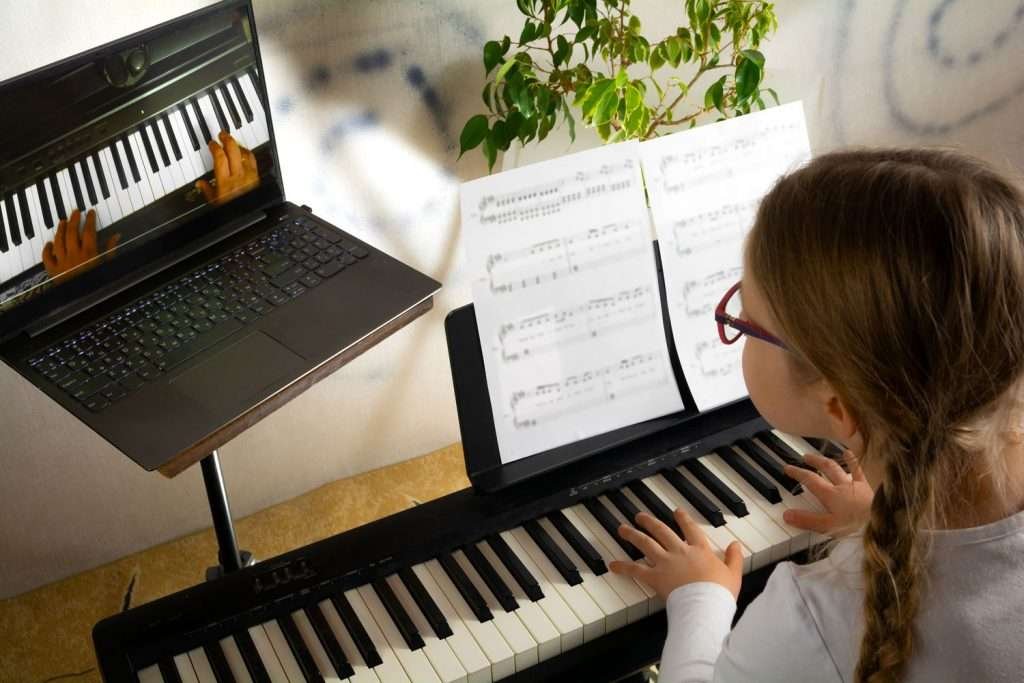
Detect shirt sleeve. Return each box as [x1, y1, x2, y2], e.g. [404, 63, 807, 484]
[658, 581, 737, 683]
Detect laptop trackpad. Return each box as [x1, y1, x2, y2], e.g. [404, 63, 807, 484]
[170, 332, 306, 413]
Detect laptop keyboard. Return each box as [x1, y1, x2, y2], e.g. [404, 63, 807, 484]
[26, 215, 368, 413]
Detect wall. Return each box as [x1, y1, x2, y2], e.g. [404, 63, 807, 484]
[1, 0, 1022, 598]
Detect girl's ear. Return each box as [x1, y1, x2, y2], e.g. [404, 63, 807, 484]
[819, 382, 860, 442]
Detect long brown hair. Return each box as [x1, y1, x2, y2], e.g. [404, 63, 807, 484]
[745, 147, 1024, 682]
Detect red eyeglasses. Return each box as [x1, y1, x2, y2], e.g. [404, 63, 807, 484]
[715, 281, 789, 350]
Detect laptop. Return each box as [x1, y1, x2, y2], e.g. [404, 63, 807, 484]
[0, 0, 441, 473]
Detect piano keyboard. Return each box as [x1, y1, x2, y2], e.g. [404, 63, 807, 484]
[0, 70, 269, 286]
[126, 430, 834, 683]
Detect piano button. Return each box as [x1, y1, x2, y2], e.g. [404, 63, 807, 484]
[683, 458, 748, 517]
[523, 519, 581, 587]
[735, 437, 802, 493]
[35, 180, 54, 229]
[219, 83, 243, 130]
[423, 559, 515, 680]
[261, 619, 309, 683]
[161, 112, 184, 161]
[16, 190, 34, 240]
[48, 174, 66, 221]
[218, 636, 254, 683]
[345, 587, 414, 682]
[137, 664, 165, 682]
[439, 552, 493, 622]
[318, 599, 387, 683]
[245, 624, 291, 682]
[4, 195, 22, 245]
[506, 527, 605, 644]
[383, 574, 469, 682]
[453, 549, 540, 671]
[657, 467, 726, 527]
[627, 479, 691, 535]
[208, 87, 231, 134]
[329, 591, 382, 669]
[187, 646, 219, 683]
[485, 534, 543, 602]
[179, 103, 202, 151]
[292, 608, 348, 681]
[190, 97, 213, 144]
[202, 640, 237, 683]
[302, 604, 355, 680]
[717, 445, 781, 503]
[547, 510, 606, 576]
[582, 496, 643, 561]
[463, 543, 519, 612]
[91, 152, 111, 199]
[173, 653, 201, 683]
[372, 577, 425, 650]
[232, 630, 271, 683]
[277, 614, 325, 683]
[149, 120, 171, 167]
[139, 125, 161, 173]
[398, 566, 453, 639]
[230, 75, 255, 122]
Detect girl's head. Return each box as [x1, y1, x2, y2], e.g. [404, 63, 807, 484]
[741, 147, 1024, 683]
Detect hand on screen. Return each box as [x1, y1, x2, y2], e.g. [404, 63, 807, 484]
[195, 131, 259, 206]
[42, 208, 121, 278]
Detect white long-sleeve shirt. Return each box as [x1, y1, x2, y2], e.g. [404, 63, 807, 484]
[659, 508, 1024, 682]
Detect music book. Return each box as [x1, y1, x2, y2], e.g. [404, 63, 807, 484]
[460, 101, 811, 465]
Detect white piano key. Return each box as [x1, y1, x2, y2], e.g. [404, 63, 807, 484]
[183, 102, 215, 170]
[239, 72, 270, 143]
[535, 517, 629, 632]
[143, 124, 179, 196]
[474, 540, 562, 662]
[219, 636, 255, 683]
[84, 155, 116, 227]
[560, 506, 650, 623]
[136, 664, 164, 683]
[23, 188, 46, 270]
[423, 559, 515, 681]
[98, 146, 136, 216]
[452, 549, 539, 672]
[4, 198, 32, 275]
[197, 94, 226, 142]
[357, 583, 441, 683]
[223, 81, 258, 150]
[55, 167, 77, 218]
[292, 609, 345, 682]
[113, 139, 147, 211]
[410, 563, 493, 683]
[128, 131, 164, 200]
[186, 647, 218, 683]
[319, 599, 384, 683]
[385, 573, 469, 683]
[39, 177, 59, 229]
[751, 436, 831, 545]
[262, 619, 308, 683]
[215, 85, 254, 149]
[153, 119, 188, 192]
[173, 653, 201, 683]
[505, 527, 605, 643]
[247, 623, 293, 682]
[169, 109, 202, 180]
[345, 588, 413, 683]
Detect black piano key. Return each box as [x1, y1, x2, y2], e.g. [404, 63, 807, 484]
[149, 120, 171, 167]
[109, 144, 128, 190]
[91, 153, 110, 199]
[157, 658, 183, 683]
[439, 553, 493, 622]
[79, 159, 98, 206]
[48, 175, 66, 221]
[230, 75, 254, 122]
[120, 135, 142, 184]
[0, 203, 7, 252]
[627, 480, 690, 536]
[736, 437, 802, 493]
[486, 534, 544, 602]
[658, 469, 726, 527]
[523, 519, 582, 587]
[463, 543, 519, 612]
[761, 431, 819, 469]
[398, 566, 453, 638]
[67, 165, 86, 211]
[583, 496, 643, 561]
[548, 510, 607, 575]
[372, 578, 425, 650]
[248, 66, 262, 92]
[161, 112, 183, 161]
[179, 103, 202, 151]
[16, 190, 33, 239]
[202, 640, 237, 683]
[36, 180, 54, 229]
[219, 83, 242, 129]
[683, 459, 748, 517]
[4, 195, 22, 245]
[233, 629, 272, 683]
[304, 604, 355, 679]
[190, 97, 213, 144]
[138, 127, 160, 173]
[208, 87, 230, 134]
[717, 447, 782, 504]
[330, 592, 383, 668]
[606, 489, 642, 528]
[278, 614, 325, 683]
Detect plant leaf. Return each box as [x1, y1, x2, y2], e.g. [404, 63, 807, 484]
[735, 54, 762, 100]
[704, 74, 727, 115]
[483, 41, 502, 75]
[459, 114, 489, 158]
[494, 58, 518, 86]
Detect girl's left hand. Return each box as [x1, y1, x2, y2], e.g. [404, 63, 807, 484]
[608, 509, 744, 601]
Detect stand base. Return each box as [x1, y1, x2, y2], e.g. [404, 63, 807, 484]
[206, 550, 256, 582]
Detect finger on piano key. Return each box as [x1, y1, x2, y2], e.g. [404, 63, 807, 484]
[137, 664, 164, 682]
[371, 577, 425, 650]
[384, 574, 470, 683]
[218, 635, 255, 683]
[232, 630, 272, 683]
[238, 72, 270, 143]
[35, 179, 54, 229]
[355, 584, 432, 682]
[735, 437, 802, 493]
[627, 479, 692, 535]
[303, 604, 356, 680]
[605, 489, 642, 529]
[656, 468, 726, 528]
[277, 613, 325, 683]
[438, 553, 492, 623]
[126, 133, 159, 203]
[522, 519, 581, 587]
[319, 598, 388, 683]
[202, 640, 237, 683]
[473, 541, 562, 663]
[423, 559, 515, 681]
[187, 646, 219, 683]
[397, 566, 453, 639]
[746, 437, 825, 514]
[292, 608, 348, 681]
[329, 592, 383, 669]
[173, 652, 202, 683]
[261, 619, 312, 683]
[348, 585, 415, 679]
[546, 510, 606, 576]
[560, 506, 650, 623]
[682, 458, 748, 517]
[505, 527, 605, 643]
[247, 623, 299, 682]
[408, 564, 493, 683]
[452, 549, 540, 671]
[716, 446, 782, 504]
[748, 437, 831, 545]
[583, 496, 643, 561]
[462, 543, 518, 612]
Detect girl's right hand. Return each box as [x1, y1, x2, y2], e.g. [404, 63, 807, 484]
[782, 451, 874, 536]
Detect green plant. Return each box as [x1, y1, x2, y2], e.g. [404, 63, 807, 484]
[459, 0, 780, 170]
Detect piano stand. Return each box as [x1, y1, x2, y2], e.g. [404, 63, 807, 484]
[200, 449, 255, 581]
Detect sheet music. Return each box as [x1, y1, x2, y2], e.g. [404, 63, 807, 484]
[640, 101, 812, 411]
[461, 141, 684, 464]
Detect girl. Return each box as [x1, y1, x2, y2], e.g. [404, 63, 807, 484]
[609, 147, 1024, 682]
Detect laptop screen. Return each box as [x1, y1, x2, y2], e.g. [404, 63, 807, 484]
[0, 0, 282, 339]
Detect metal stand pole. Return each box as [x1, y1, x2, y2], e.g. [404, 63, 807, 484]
[200, 449, 253, 580]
